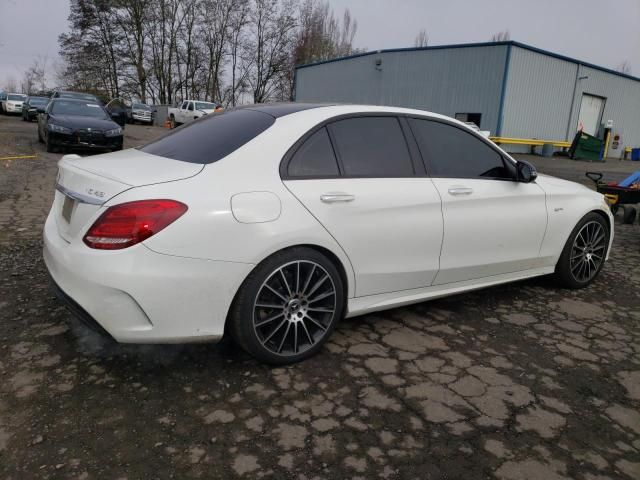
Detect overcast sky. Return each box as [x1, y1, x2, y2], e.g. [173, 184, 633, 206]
[1, 0, 639, 91]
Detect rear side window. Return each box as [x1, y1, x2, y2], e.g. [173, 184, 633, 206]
[328, 117, 414, 177]
[139, 109, 275, 164]
[288, 127, 339, 178]
[409, 119, 512, 179]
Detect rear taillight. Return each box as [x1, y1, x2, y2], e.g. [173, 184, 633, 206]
[83, 199, 187, 250]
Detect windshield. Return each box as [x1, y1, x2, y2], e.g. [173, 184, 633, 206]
[60, 92, 100, 103]
[8, 94, 25, 101]
[133, 103, 151, 110]
[51, 100, 108, 118]
[195, 102, 217, 110]
[29, 97, 48, 105]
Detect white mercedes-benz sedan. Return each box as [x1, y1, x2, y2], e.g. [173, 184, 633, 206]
[44, 104, 613, 364]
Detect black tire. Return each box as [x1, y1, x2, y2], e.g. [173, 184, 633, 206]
[45, 134, 56, 153]
[228, 247, 345, 365]
[610, 204, 619, 216]
[555, 212, 609, 289]
[622, 207, 636, 225]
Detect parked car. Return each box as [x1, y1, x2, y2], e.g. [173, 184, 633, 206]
[37, 98, 123, 153]
[168, 100, 221, 127]
[104, 98, 128, 128]
[128, 102, 154, 124]
[2, 93, 27, 115]
[0, 91, 5, 113]
[22, 96, 50, 121]
[44, 104, 613, 364]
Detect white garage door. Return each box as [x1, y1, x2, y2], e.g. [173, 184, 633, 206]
[577, 94, 605, 136]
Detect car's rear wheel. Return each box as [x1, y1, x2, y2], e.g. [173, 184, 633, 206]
[229, 247, 345, 364]
[555, 212, 609, 288]
[622, 206, 636, 224]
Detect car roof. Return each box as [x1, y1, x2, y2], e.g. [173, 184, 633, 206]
[261, 103, 459, 124]
[241, 103, 334, 118]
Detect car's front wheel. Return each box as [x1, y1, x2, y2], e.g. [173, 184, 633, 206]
[229, 247, 345, 364]
[555, 212, 609, 288]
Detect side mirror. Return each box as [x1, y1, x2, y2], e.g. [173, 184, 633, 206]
[517, 160, 537, 183]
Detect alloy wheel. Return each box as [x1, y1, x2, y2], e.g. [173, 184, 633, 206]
[570, 220, 606, 283]
[253, 260, 337, 357]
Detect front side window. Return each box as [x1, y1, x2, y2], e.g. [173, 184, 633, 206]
[287, 127, 340, 178]
[328, 117, 414, 177]
[409, 118, 512, 179]
[181, 101, 188, 109]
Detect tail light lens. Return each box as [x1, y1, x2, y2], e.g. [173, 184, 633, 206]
[83, 199, 187, 250]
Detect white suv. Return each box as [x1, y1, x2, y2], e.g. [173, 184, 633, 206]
[2, 93, 27, 114]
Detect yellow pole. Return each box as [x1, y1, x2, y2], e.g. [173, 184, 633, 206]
[603, 130, 611, 160]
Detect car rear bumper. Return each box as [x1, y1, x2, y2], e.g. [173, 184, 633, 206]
[43, 211, 253, 343]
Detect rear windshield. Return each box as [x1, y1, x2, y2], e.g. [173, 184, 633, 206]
[139, 109, 275, 164]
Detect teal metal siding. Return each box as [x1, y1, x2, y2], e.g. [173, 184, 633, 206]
[295, 45, 508, 134]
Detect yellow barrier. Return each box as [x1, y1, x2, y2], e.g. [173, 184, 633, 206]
[489, 137, 571, 148]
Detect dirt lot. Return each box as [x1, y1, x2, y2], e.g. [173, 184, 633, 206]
[0, 113, 639, 479]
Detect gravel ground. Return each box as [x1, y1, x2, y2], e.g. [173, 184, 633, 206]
[0, 114, 639, 479]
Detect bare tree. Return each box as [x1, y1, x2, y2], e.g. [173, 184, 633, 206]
[59, 0, 359, 105]
[227, 0, 251, 106]
[617, 60, 632, 74]
[4, 76, 18, 93]
[490, 30, 511, 42]
[22, 56, 48, 94]
[414, 29, 428, 47]
[248, 0, 297, 103]
[115, 0, 152, 102]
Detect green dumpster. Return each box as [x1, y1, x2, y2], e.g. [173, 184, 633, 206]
[569, 131, 604, 161]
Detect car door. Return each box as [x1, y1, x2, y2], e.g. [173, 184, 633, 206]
[283, 115, 444, 297]
[408, 118, 547, 285]
[176, 101, 188, 123]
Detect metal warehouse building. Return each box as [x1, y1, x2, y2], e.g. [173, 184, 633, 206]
[294, 41, 640, 158]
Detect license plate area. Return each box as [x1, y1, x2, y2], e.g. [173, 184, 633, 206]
[62, 195, 75, 223]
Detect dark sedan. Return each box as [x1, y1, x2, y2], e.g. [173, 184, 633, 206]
[22, 96, 49, 122]
[37, 99, 123, 153]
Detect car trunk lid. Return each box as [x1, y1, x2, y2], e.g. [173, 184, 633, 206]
[53, 149, 203, 242]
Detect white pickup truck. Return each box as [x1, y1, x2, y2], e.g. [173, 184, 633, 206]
[168, 100, 221, 127]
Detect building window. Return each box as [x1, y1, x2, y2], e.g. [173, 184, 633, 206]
[455, 113, 482, 128]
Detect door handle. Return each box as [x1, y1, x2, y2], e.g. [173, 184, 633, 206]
[320, 193, 355, 203]
[447, 186, 473, 196]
